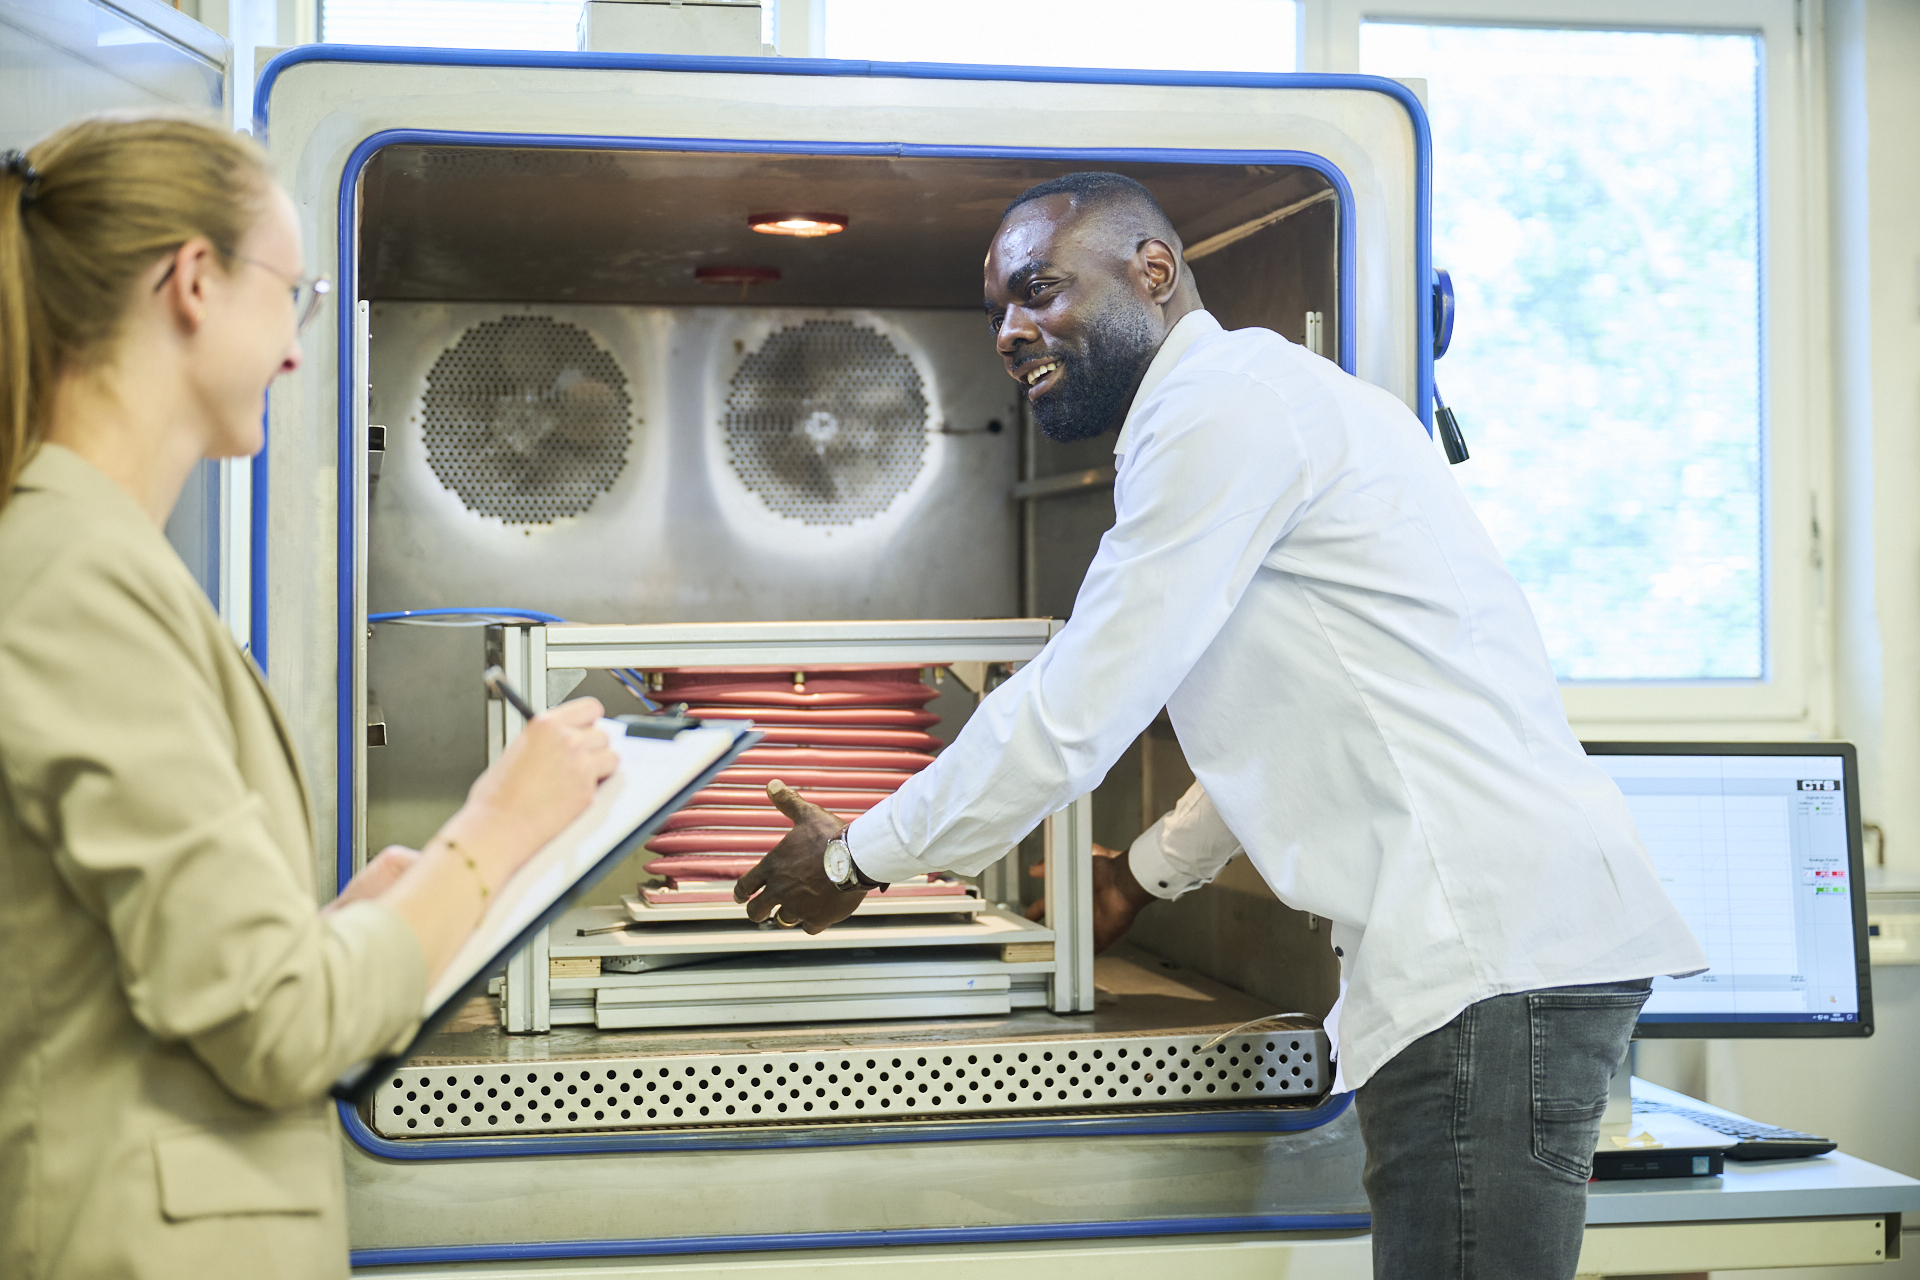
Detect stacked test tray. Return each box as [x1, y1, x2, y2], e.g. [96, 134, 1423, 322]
[488, 619, 1090, 1036]
[548, 902, 1057, 1028]
[550, 901, 1057, 1030]
[531, 667, 1043, 1033]
[633, 667, 977, 913]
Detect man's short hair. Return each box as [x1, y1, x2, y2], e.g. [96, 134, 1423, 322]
[1002, 171, 1179, 249]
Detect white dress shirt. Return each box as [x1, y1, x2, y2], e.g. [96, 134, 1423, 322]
[849, 310, 1706, 1092]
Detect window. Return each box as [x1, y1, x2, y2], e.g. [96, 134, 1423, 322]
[1327, 0, 1815, 729]
[321, 0, 583, 50]
[823, 0, 1298, 72]
[823, 0, 1813, 725]
[1360, 24, 1764, 683]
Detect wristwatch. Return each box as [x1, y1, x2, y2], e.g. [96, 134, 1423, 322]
[822, 830, 885, 892]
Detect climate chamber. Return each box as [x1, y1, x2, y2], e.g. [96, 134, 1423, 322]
[251, 45, 1432, 1267]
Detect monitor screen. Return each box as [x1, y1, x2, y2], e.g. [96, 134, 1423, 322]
[1584, 742, 1874, 1038]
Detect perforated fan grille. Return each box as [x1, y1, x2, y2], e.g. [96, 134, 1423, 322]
[420, 315, 632, 525]
[723, 320, 929, 526]
[371, 1031, 1326, 1137]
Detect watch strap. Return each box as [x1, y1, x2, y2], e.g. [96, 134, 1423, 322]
[839, 828, 888, 892]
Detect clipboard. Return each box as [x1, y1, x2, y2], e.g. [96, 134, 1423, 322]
[331, 719, 763, 1103]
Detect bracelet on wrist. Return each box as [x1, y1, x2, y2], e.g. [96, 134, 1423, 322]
[440, 836, 490, 903]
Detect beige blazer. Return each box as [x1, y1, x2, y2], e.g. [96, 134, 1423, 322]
[0, 445, 426, 1280]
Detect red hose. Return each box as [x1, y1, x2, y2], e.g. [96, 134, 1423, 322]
[689, 706, 940, 729]
[738, 746, 935, 772]
[666, 681, 939, 709]
[643, 856, 763, 880]
[640, 881, 969, 905]
[712, 766, 920, 790]
[647, 830, 786, 855]
[687, 786, 888, 811]
[646, 666, 942, 862]
[701, 725, 944, 751]
[660, 807, 863, 832]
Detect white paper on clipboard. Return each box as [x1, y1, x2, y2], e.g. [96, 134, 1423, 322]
[421, 718, 752, 1016]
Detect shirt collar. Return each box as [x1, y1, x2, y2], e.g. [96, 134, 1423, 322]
[1114, 309, 1223, 458]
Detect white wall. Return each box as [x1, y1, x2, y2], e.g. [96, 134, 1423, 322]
[184, 0, 316, 128]
[1833, 0, 1920, 880]
[1737, 0, 1920, 1174]
[1633, 13, 1920, 1270]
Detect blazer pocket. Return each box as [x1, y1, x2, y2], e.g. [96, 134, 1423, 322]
[153, 1118, 334, 1220]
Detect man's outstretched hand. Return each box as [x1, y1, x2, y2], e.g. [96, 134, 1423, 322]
[1025, 842, 1160, 953]
[734, 780, 868, 933]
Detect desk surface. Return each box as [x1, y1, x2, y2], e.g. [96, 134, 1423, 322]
[1585, 1079, 1920, 1225]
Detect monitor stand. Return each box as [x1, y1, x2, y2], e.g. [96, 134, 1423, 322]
[1600, 1040, 1637, 1143]
[1592, 1042, 1734, 1178]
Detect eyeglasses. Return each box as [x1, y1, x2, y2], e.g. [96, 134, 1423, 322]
[154, 251, 332, 336]
[242, 256, 331, 336]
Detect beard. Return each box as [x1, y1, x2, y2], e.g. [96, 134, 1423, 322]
[1026, 297, 1160, 443]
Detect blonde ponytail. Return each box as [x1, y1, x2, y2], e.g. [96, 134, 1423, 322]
[0, 112, 272, 511]
[0, 151, 42, 509]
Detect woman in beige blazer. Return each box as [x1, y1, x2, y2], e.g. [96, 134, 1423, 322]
[0, 116, 619, 1279]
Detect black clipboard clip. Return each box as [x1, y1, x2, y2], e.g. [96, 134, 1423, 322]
[613, 708, 704, 739]
[485, 664, 703, 739]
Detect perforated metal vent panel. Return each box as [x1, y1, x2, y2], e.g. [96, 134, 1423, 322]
[371, 1030, 1327, 1137]
[723, 320, 929, 526]
[420, 315, 632, 524]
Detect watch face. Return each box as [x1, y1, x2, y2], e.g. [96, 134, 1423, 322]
[823, 840, 853, 886]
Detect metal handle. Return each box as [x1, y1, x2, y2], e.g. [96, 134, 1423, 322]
[1434, 379, 1470, 465]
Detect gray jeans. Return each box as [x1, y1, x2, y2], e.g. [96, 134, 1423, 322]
[1354, 978, 1653, 1279]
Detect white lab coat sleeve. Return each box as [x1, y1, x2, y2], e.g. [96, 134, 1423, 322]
[847, 369, 1313, 884]
[1127, 780, 1243, 900]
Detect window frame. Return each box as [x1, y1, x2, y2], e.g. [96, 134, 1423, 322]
[1310, 0, 1828, 736]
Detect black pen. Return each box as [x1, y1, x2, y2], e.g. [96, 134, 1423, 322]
[488, 663, 705, 740]
[482, 665, 539, 722]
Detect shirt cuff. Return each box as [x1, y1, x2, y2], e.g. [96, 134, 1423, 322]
[1128, 817, 1206, 900]
[845, 803, 938, 886]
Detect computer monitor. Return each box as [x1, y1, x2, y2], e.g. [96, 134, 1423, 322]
[1583, 742, 1874, 1038]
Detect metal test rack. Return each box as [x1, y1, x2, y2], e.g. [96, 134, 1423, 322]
[483, 618, 1095, 1033]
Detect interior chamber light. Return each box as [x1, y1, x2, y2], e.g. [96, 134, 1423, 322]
[748, 212, 848, 237]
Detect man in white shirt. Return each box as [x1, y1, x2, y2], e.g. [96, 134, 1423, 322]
[738, 171, 1706, 1278]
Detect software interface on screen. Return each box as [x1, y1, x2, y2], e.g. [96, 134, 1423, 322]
[1590, 753, 1861, 1025]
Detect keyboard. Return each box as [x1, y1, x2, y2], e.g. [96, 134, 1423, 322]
[1636, 1099, 1837, 1161]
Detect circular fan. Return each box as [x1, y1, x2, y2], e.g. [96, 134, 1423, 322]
[722, 320, 929, 525]
[420, 315, 632, 524]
